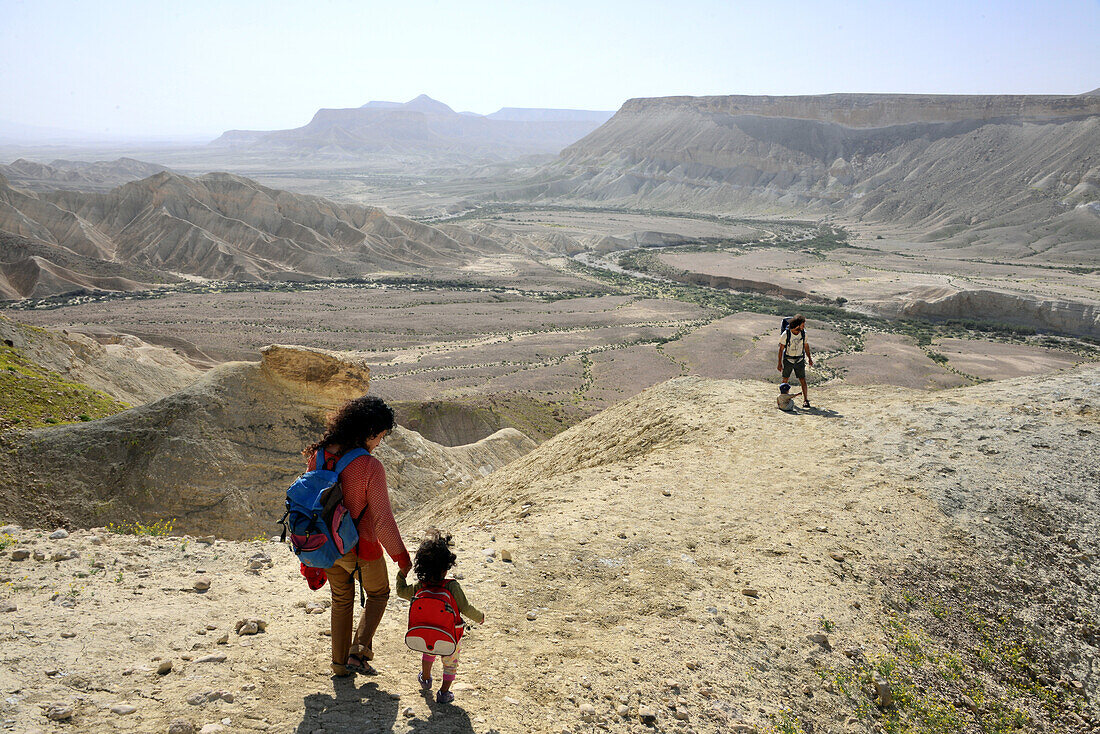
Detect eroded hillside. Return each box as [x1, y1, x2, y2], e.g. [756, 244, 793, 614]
[0, 171, 520, 298]
[0, 366, 1095, 733]
[0, 344, 534, 538]
[517, 93, 1100, 255]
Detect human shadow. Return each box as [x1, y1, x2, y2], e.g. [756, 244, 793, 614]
[804, 406, 843, 418]
[406, 699, 483, 734]
[295, 675, 399, 734]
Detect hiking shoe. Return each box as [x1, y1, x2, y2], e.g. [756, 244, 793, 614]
[418, 673, 432, 690]
[436, 689, 455, 704]
[803, 399, 811, 408]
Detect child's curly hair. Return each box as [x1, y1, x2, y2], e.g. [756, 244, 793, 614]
[414, 529, 457, 585]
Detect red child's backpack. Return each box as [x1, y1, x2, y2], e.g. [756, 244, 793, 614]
[405, 581, 463, 657]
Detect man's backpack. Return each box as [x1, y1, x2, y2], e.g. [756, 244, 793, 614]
[405, 581, 463, 657]
[279, 447, 368, 569]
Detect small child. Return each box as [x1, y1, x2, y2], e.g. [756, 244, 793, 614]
[397, 530, 485, 704]
[777, 382, 796, 411]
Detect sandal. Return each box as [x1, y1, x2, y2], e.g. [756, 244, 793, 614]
[418, 673, 433, 690]
[436, 689, 455, 704]
[345, 654, 376, 675]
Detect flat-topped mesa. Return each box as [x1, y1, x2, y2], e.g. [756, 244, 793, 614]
[614, 93, 1100, 127]
[260, 345, 370, 404]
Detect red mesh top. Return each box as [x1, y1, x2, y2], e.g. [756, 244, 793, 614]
[310, 450, 411, 569]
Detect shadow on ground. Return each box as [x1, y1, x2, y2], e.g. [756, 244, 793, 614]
[296, 676, 399, 733]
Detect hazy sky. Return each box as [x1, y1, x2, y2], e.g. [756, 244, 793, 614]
[2, 0, 1098, 140]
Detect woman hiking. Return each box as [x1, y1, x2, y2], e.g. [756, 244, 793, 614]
[303, 395, 413, 676]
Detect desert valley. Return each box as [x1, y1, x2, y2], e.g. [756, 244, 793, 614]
[1, 53, 1098, 734]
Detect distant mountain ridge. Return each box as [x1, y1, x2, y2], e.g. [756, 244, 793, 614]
[516, 93, 1100, 255]
[0, 157, 169, 192]
[211, 95, 615, 161]
[0, 170, 515, 299]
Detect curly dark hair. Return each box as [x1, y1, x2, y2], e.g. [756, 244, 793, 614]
[413, 529, 457, 585]
[304, 395, 395, 458]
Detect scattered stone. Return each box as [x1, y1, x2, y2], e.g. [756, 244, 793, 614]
[2, 603, 15, 613]
[829, 552, 846, 562]
[110, 703, 137, 715]
[235, 618, 267, 634]
[802, 684, 813, 696]
[453, 682, 475, 691]
[216, 634, 229, 645]
[45, 703, 73, 721]
[639, 706, 657, 724]
[741, 588, 759, 598]
[33, 551, 46, 562]
[0, 524, 20, 534]
[198, 725, 224, 734]
[89, 535, 105, 546]
[807, 632, 830, 648]
[167, 720, 195, 734]
[579, 703, 596, 717]
[157, 660, 174, 675]
[617, 704, 629, 717]
[875, 679, 893, 708]
[661, 489, 672, 497]
[526, 611, 538, 621]
[673, 707, 689, 720]
[193, 579, 211, 592]
[197, 536, 215, 545]
[48, 529, 69, 540]
[959, 695, 978, 713]
[10, 549, 29, 561]
[241, 684, 255, 692]
[305, 602, 325, 615]
[205, 624, 217, 631]
[60, 631, 75, 639]
[501, 549, 513, 563]
[195, 654, 227, 663]
[482, 548, 497, 559]
[402, 706, 414, 717]
[186, 694, 206, 706]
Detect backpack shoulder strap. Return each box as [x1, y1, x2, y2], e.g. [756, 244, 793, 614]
[333, 448, 369, 475]
[785, 329, 792, 347]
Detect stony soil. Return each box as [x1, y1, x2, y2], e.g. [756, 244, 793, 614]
[2, 365, 1097, 734]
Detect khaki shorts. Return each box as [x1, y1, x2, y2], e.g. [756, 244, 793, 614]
[782, 358, 806, 381]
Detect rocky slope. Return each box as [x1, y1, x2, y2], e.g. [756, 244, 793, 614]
[211, 95, 613, 162]
[0, 313, 203, 407]
[0, 344, 535, 538]
[0, 365, 1095, 733]
[0, 171, 517, 298]
[515, 93, 1100, 256]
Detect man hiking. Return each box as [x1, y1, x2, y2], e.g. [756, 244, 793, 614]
[777, 314, 813, 408]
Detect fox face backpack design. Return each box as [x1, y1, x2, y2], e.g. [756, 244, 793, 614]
[405, 582, 464, 657]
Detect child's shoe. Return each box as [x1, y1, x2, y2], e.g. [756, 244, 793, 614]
[418, 673, 432, 690]
[436, 689, 455, 704]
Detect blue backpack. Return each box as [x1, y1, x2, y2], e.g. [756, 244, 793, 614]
[279, 447, 369, 569]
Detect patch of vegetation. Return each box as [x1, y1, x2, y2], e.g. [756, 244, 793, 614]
[0, 532, 13, 552]
[0, 343, 129, 431]
[106, 518, 176, 536]
[564, 258, 1100, 357]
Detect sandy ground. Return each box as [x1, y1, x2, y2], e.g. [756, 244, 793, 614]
[2, 364, 1097, 734]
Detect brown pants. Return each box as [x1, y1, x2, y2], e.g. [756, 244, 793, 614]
[327, 550, 389, 675]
